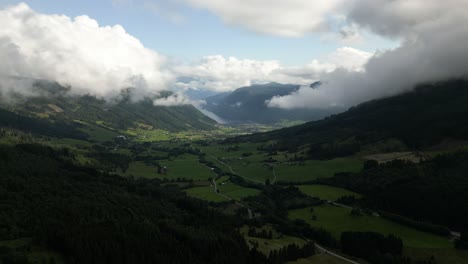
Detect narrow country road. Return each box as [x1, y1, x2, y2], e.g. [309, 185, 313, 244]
[200, 161, 253, 219]
[313, 243, 361, 264]
[271, 167, 277, 184]
[328, 201, 353, 210]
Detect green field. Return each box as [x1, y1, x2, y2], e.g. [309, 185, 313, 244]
[199, 143, 263, 159]
[185, 181, 260, 202]
[288, 253, 350, 264]
[229, 161, 273, 183]
[404, 248, 468, 264]
[121, 155, 210, 180]
[240, 225, 306, 255]
[160, 157, 212, 181]
[120, 161, 160, 179]
[79, 123, 120, 142]
[49, 137, 92, 147]
[296, 184, 362, 201]
[275, 158, 363, 183]
[218, 182, 260, 200]
[185, 186, 230, 202]
[289, 204, 452, 249]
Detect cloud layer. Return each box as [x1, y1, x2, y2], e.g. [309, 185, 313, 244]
[175, 47, 372, 92]
[0, 3, 171, 101]
[1, 1, 467, 113]
[184, 0, 344, 37]
[267, 0, 468, 109]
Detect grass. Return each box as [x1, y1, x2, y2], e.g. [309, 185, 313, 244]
[289, 204, 452, 249]
[240, 225, 306, 255]
[288, 253, 350, 264]
[275, 158, 363, 183]
[79, 123, 120, 142]
[125, 128, 171, 142]
[199, 142, 263, 158]
[404, 248, 468, 264]
[185, 186, 229, 202]
[218, 182, 261, 200]
[120, 161, 160, 179]
[160, 157, 212, 181]
[121, 155, 210, 181]
[296, 184, 362, 201]
[49, 137, 92, 147]
[200, 143, 362, 184]
[185, 181, 260, 202]
[229, 161, 273, 183]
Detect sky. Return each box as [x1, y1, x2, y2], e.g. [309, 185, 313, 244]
[0, 0, 396, 65]
[0, 0, 467, 109]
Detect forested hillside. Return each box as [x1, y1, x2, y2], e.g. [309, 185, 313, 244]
[0, 144, 252, 263]
[228, 80, 468, 157]
[1, 80, 216, 133]
[319, 152, 468, 230]
[203, 82, 336, 124]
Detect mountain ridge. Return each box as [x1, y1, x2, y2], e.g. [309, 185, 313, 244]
[203, 82, 340, 124]
[226, 79, 468, 158]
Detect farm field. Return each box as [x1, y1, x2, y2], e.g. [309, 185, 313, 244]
[404, 248, 468, 264]
[185, 186, 230, 202]
[296, 184, 362, 201]
[198, 142, 263, 159]
[288, 253, 350, 264]
[119, 161, 160, 179]
[275, 158, 363, 183]
[160, 157, 211, 181]
[288, 204, 452, 249]
[240, 225, 306, 255]
[229, 161, 273, 183]
[217, 182, 260, 200]
[79, 123, 120, 142]
[120, 154, 210, 180]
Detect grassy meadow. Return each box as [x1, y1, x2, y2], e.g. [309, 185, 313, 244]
[296, 184, 362, 201]
[289, 204, 452, 249]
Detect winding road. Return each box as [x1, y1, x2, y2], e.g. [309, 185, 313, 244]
[313, 243, 361, 264]
[201, 161, 253, 219]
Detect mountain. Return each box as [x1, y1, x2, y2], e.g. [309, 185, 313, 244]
[0, 80, 216, 138]
[203, 82, 339, 124]
[227, 79, 468, 158]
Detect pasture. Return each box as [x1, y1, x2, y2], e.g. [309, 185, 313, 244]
[275, 158, 363, 183]
[296, 184, 362, 201]
[185, 186, 230, 202]
[217, 182, 260, 200]
[288, 254, 350, 264]
[288, 204, 452, 249]
[160, 157, 212, 181]
[240, 225, 306, 255]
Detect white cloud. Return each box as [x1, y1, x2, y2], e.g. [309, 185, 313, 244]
[268, 0, 468, 109]
[0, 3, 172, 101]
[175, 47, 373, 92]
[183, 0, 345, 37]
[174, 55, 282, 92]
[152, 91, 193, 106]
[346, 0, 468, 39]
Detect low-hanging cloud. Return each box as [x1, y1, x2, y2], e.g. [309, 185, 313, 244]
[152, 91, 194, 106]
[0, 3, 172, 101]
[175, 47, 372, 92]
[268, 0, 468, 109]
